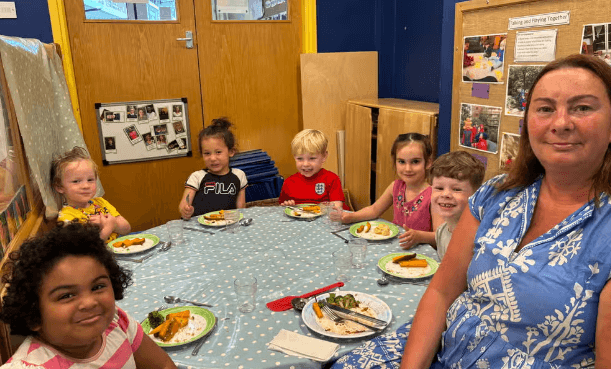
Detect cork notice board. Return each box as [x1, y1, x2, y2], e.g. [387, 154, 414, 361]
[451, 0, 611, 180]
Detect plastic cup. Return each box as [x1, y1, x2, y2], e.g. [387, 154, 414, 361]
[166, 220, 184, 245]
[234, 276, 257, 313]
[349, 239, 368, 268]
[332, 250, 353, 282]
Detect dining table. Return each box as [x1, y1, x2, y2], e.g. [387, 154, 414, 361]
[115, 206, 440, 369]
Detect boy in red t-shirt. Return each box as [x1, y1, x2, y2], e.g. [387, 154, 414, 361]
[278, 129, 345, 209]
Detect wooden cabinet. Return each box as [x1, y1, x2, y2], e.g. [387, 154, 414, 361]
[345, 98, 438, 221]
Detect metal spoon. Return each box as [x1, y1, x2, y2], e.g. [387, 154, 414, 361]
[290, 290, 330, 312]
[376, 274, 390, 286]
[291, 297, 308, 311]
[220, 218, 253, 232]
[239, 218, 253, 226]
[163, 295, 214, 307]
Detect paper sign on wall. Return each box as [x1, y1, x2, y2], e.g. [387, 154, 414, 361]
[508, 11, 570, 30]
[514, 29, 557, 62]
[0, 2, 16, 19]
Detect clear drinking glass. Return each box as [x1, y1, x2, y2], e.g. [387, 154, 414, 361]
[224, 210, 241, 232]
[320, 201, 332, 224]
[329, 203, 344, 231]
[349, 239, 368, 268]
[166, 220, 184, 245]
[332, 250, 353, 282]
[234, 276, 257, 313]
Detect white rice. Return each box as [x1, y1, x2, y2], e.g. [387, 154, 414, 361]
[385, 260, 431, 278]
[149, 314, 207, 344]
[316, 306, 378, 335]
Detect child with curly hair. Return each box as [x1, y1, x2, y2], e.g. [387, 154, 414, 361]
[0, 223, 177, 369]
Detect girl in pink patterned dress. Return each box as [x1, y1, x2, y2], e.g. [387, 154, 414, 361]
[335, 133, 441, 249]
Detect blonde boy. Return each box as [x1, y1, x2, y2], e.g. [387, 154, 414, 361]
[278, 129, 345, 208]
[430, 151, 485, 260]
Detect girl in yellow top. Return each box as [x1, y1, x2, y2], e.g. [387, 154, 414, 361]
[51, 147, 131, 241]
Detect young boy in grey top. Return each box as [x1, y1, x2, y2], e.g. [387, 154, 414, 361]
[430, 151, 485, 260]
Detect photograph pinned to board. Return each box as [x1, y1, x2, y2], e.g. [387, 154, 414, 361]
[143, 132, 155, 151]
[145, 104, 158, 121]
[158, 106, 170, 122]
[211, 0, 288, 21]
[156, 134, 167, 149]
[459, 103, 501, 154]
[153, 123, 168, 136]
[505, 65, 545, 117]
[500, 132, 520, 172]
[463, 33, 507, 83]
[113, 112, 124, 122]
[101, 109, 115, 123]
[124, 124, 142, 145]
[172, 104, 183, 120]
[96, 98, 191, 165]
[137, 106, 148, 123]
[172, 121, 186, 136]
[581, 23, 611, 66]
[167, 139, 179, 153]
[126, 105, 137, 120]
[104, 136, 117, 154]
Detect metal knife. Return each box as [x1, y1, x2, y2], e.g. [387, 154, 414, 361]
[192, 317, 217, 355]
[325, 303, 388, 328]
[287, 206, 319, 214]
[184, 226, 215, 235]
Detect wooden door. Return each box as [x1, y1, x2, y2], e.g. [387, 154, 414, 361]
[192, 2, 303, 179]
[63, 0, 204, 230]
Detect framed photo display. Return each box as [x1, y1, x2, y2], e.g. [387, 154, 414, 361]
[96, 98, 191, 165]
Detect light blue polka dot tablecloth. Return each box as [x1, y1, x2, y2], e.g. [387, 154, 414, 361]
[116, 207, 439, 369]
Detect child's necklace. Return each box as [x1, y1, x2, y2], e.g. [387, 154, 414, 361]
[67, 200, 93, 210]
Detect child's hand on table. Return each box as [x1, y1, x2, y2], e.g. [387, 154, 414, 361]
[399, 227, 420, 250]
[280, 200, 295, 206]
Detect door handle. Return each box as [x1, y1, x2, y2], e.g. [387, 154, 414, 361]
[177, 31, 193, 49]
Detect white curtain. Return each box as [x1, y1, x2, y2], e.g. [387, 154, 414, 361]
[0, 36, 104, 218]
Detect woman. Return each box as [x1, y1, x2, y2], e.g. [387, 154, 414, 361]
[332, 54, 611, 368]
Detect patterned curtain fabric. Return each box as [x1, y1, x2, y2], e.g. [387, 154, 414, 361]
[0, 36, 104, 218]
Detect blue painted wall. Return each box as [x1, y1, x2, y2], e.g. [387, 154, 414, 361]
[0, 1, 53, 43]
[317, 0, 464, 155]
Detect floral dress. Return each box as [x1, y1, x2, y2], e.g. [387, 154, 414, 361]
[332, 175, 611, 368]
[392, 180, 432, 231]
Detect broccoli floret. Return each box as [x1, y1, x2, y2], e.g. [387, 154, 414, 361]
[148, 311, 165, 329]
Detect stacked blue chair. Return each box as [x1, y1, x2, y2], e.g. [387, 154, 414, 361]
[230, 150, 284, 203]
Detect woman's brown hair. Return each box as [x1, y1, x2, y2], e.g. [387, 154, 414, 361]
[497, 54, 611, 201]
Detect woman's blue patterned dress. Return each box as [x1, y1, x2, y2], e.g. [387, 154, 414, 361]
[332, 175, 611, 368]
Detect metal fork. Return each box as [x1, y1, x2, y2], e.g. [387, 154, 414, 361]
[123, 242, 172, 263]
[321, 305, 381, 332]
